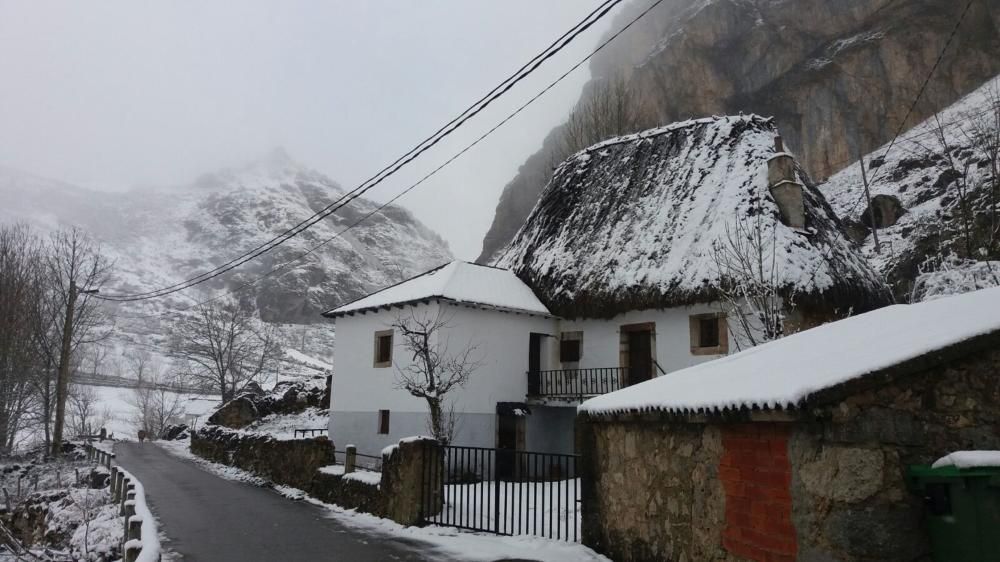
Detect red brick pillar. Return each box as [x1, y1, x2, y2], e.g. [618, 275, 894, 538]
[719, 423, 797, 561]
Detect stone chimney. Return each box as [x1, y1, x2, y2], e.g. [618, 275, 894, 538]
[767, 135, 805, 229]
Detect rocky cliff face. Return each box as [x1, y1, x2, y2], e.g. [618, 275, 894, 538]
[479, 0, 1000, 262]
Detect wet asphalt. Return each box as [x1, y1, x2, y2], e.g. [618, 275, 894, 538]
[114, 442, 454, 562]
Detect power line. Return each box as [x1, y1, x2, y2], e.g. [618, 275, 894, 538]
[97, 0, 624, 302]
[110, 0, 669, 318]
[847, 0, 978, 215]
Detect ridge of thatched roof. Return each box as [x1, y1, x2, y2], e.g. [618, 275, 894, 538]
[495, 115, 891, 319]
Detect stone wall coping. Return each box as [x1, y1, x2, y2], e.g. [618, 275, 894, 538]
[579, 330, 1000, 425]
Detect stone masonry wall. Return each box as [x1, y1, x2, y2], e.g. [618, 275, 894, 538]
[192, 427, 439, 526]
[579, 419, 734, 561]
[581, 345, 1000, 562]
[191, 426, 335, 490]
[788, 346, 1000, 561]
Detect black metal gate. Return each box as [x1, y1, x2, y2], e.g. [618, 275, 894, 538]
[419, 445, 580, 542]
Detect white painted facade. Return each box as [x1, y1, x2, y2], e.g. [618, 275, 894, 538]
[327, 294, 738, 455]
[557, 303, 738, 375]
[328, 299, 557, 455]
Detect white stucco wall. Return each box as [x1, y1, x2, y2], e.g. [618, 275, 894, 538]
[328, 300, 557, 452]
[558, 303, 736, 375]
[328, 299, 749, 454]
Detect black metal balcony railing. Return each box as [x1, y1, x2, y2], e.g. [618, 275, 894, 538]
[527, 368, 635, 399]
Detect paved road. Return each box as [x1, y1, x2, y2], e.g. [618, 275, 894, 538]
[115, 443, 452, 561]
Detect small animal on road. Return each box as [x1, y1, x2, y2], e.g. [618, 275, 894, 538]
[137, 430, 147, 444]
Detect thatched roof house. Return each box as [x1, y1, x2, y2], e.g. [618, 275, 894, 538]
[496, 115, 891, 319]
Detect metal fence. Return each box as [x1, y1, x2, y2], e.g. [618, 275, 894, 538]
[293, 428, 328, 438]
[333, 448, 383, 472]
[420, 445, 580, 541]
[527, 367, 630, 398]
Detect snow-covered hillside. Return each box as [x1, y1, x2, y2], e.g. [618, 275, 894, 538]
[0, 149, 452, 324]
[821, 76, 1000, 301]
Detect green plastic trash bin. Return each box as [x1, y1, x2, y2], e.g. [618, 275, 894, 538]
[908, 464, 1000, 562]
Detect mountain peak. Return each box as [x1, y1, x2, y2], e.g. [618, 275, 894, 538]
[193, 147, 311, 190]
[259, 146, 295, 170]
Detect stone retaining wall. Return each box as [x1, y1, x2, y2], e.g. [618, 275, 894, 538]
[579, 345, 1000, 561]
[191, 426, 335, 490]
[191, 427, 439, 526]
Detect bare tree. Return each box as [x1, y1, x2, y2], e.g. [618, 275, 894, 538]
[961, 82, 1000, 256]
[42, 227, 113, 457]
[560, 73, 654, 158]
[712, 212, 790, 351]
[128, 366, 185, 439]
[391, 310, 482, 445]
[170, 299, 282, 402]
[0, 224, 46, 453]
[67, 384, 112, 438]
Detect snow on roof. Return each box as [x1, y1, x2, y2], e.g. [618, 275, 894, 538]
[496, 115, 889, 318]
[932, 451, 1000, 470]
[579, 286, 1000, 417]
[323, 261, 551, 317]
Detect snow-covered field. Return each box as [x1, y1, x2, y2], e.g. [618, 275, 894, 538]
[80, 384, 221, 440]
[244, 407, 329, 440]
[157, 439, 608, 561]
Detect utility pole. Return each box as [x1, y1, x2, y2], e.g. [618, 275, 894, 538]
[858, 151, 881, 253]
[51, 281, 98, 457]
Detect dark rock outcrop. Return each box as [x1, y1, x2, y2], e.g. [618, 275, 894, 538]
[479, 0, 1000, 262]
[160, 424, 190, 441]
[207, 381, 326, 429]
[860, 194, 907, 229]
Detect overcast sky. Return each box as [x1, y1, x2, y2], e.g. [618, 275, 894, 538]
[0, 1, 622, 259]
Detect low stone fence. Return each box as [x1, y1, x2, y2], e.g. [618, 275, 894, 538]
[84, 444, 161, 562]
[86, 442, 115, 470]
[191, 425, 336, 490]
[189, 428, 440, 526]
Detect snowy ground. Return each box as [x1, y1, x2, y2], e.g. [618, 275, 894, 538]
[0, 451, 130, 561]
[430, 479, 581, 541]
[243, 407, 328, 440]
[77, 384, 221, 440]
[156, 438, 609, 562]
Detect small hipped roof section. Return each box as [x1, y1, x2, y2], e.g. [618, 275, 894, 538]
[579, 286, 1000, 417]
[322, 261, 552, 319]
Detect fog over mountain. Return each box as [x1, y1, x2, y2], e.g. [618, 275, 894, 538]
[0, 1, 617, 259]
[0, 150, 452, 325]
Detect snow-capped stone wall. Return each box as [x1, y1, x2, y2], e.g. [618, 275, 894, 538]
[578, 344, 1000, 561]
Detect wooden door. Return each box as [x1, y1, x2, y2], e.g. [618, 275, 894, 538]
[627, 329, 653, 385]
[528, 333, 543, 395]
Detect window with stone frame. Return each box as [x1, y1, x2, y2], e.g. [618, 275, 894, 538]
[373, 329, 393, 367]
[690, 313, 728, 355]
[560, 331, 583, 364]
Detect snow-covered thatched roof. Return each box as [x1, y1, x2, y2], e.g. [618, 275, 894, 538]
[322, 261, 551, 318]
[496, 115, 891, 318]
[579, 286, 1000, 417]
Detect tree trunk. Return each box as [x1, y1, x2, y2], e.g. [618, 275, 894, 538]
[427, 398, 446, 446]
[51, 283, 77, 457]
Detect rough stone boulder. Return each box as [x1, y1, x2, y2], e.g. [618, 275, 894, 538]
[860, 194, 907, 229]
[160, 424, 190, 441]
[206, 380, 327, 429]
[207, 396, 260, 429]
